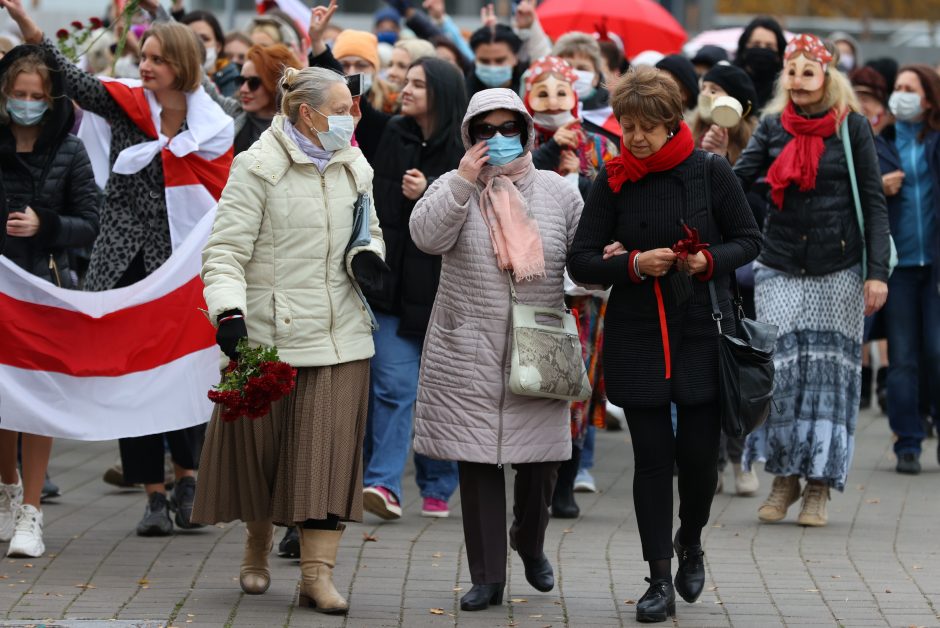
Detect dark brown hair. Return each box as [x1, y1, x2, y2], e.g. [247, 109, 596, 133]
[897, 64, 940, 141]
[610, 66, 684, 131]
[246, 43, 302, 99]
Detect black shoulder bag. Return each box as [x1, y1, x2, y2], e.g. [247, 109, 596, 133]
[703, 153, 778, 439]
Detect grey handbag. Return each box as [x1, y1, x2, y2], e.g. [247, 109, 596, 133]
[507, 274, 592, 402]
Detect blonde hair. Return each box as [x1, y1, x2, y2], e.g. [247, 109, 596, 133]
[140, 22, 204, 92]
[279, 66, 347, 123]
[552, 32, 604, 76]
[393, 38, 435, 64]
[0, 53, 52, 126]
[762, 59, 860, 134]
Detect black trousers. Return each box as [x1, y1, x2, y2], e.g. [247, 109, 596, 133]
[624, 402, 721, 561]
[457, 461, 560, 585]
[118, 425, 205, 485]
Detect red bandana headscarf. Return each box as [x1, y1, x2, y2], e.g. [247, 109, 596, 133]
[606, 121, 695, 192]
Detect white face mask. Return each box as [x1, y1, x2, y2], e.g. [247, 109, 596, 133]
[532, 110, 574, 131]
[203, 46, 218, 73]
[889, 91, 923, 122]
[572, 70, 596, 100]
[313, 108, 355, 151]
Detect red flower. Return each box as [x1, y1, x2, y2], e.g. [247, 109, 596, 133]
[208, 355, 297, 422]
[56, 28, 69, 40]
[89, 17, 103, 29]
[71, 20, 84, 29]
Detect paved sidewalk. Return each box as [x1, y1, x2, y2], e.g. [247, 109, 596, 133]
[1, 408, 939, 628]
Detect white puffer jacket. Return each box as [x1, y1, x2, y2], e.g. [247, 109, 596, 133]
[202, 115, 385, 367]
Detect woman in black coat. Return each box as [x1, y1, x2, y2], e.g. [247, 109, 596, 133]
[568, 67, 761, 623]
[0, 44, 100, 560]
[360, 57, 468, 521]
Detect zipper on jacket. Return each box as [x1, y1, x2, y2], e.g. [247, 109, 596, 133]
[496, 297, 513, 468]
[321, 174, 341, 361]
[911, 143, 926, 265]
[48, 255, 62, 287]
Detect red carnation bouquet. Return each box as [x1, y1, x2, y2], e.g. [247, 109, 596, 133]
[207, 339, 297, 422]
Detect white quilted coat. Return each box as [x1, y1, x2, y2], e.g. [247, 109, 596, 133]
[202, 115, 385, 367]
[409, 89, 584, 465]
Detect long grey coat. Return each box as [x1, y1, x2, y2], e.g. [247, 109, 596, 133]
[409, 89, 584, 465]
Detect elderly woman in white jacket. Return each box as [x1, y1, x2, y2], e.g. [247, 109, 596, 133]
[193, 66, 386, 616]
[409, 88, 584, 612]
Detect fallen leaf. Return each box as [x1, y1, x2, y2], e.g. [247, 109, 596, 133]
[432, 552, 443, 558]
[363, 533, 378, 542]
[913, 565, 923, 570]
[562, 528, 573, 533]
[715, 600, 724, 605]
[866, 498, 880, 504]
[856, 484, 865, 490]
[23, 563, 33, 568]
[511, 598, 528, 603]
[529, 614, 543, 618]
[0, 576, 7, 580]
[805, 589, 819, 592]
[831, 575, 841, 579]
[429, 608, 445, 615]
[138, 579, 150, 585]
[708, 586, 718, 591]
[885, 588, 892, 593]
[624, 599, 636, 605]
[711, 523, 724, 528]
[452, 587, 463, 592]
[75, 583, 96, 589]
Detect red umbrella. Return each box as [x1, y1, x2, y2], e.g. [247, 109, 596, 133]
[536, 0, 687, 59]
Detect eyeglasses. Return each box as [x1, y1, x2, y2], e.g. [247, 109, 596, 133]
[235, 75, 264, 91]
[471, 120, 522, 140]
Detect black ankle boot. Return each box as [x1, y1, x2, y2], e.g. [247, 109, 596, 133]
[636, 577, 676, 623]
[860, 366, 872, 409]
[673, 530, 705, 603]
[876, 367, 888, 413]
[520, 552, 554, 592]
[551, 445, 581, 519]
[460, 583, 504, 611]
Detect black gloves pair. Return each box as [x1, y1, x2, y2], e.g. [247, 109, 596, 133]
[351, 251, 390, 293]
[216, 309, 247, 362]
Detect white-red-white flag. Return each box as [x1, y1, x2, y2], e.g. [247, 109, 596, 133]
[255, 0, 311, 30]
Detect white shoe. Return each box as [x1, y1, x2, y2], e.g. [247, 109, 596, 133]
[7, 504, 44, 558]
[733, 464, 760, 496]
[574, 469, 597, 493]
[0, 474, 23, 542]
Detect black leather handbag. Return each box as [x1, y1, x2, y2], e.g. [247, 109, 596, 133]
[703, 153, 778, 438]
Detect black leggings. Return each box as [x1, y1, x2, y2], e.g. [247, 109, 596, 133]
[625, 402, 721, 561]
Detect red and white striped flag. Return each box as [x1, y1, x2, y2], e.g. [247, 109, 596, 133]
[0, 209, 220, 441]
[582, 106, 623, 140]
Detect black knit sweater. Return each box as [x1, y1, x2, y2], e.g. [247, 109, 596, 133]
[568, 149, 761, 409]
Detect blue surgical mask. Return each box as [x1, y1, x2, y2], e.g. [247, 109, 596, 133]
[376, 30, 398, 46]
[313, 108, 355, 151]
[485, 132, 524, 166]
[475, 63, 513, 88]
[8, 98, 48, 126]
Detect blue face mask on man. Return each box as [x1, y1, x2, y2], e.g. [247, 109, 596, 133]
[475, 63, 513, 88]
[376, 30, 398, 46]
[485, 132, 524, 166]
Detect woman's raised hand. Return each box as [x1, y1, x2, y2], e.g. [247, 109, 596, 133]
[138, 0, 160, 15]
[637, 248, 677, 277]
[457, 142, 490, 184]
[700, 124, 729, 157]
[309, 0, 338, 56]
[0, 0, 42, 44]
[480, 3, 497, 28]
[552, 119, 581, 149]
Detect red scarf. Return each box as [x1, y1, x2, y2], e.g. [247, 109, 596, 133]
[606, 121, 695, 192]
[766, 101, 840, 209]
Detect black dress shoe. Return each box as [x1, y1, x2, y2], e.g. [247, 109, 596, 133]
[896, 452, 921, 475]
[278, 526, 300, 558]
[673, 531, 705, 603]
[636, 577, 676, 623]
[551, 447, 581, 519]
[460, 583, 504, 611]
[520, 552, 554, 592]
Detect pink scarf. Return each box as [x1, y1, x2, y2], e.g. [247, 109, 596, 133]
[477, 153, 545, 281]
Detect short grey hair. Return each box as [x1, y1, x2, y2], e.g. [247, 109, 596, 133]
[279, 66, 347, 123]
[552, 32, 604, 76]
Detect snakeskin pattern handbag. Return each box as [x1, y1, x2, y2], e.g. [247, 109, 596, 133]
[508, 274, 592, 402]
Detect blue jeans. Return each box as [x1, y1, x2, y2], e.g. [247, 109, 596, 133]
[363, 312, 458, 502]
[885, 267, 940, 455]
[579, 424, 595, 471]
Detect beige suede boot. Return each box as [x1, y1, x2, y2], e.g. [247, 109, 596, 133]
[757, 475, 801, 522]
[797, 482, 830, 527]
[240, 520, 273, 594]
[298, 525, 348, 614]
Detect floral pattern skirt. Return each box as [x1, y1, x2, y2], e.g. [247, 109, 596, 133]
[743, 264, 863, 491]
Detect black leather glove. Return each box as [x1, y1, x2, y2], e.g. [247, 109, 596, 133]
[216, 309, 247, 361]
[351, 251, 390, 293]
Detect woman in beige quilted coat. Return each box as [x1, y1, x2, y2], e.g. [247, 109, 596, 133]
[409, 88, 584, 612]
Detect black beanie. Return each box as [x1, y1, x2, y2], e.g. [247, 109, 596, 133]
[691, 45, 729, 69]
[703, 63, 758, 117]
[656, 54, 700, 109]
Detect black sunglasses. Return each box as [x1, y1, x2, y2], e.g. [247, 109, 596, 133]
[235, 75, 264, 91]
[472, 120, 522, 140]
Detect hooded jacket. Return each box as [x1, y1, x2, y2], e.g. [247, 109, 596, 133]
[367, 74, 467, 337]
[0, 45, 100, 287]
[201, 115, 385, 367]
[409, 88, 583, 465]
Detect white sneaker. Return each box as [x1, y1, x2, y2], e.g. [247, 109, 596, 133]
[7, 504, 44, 558]
[0, 474, 23, 542]
[574, 469, 597, 493]
[733, 464, 760, 496]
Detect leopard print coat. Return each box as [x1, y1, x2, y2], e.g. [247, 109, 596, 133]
[43, 38, 173, 291]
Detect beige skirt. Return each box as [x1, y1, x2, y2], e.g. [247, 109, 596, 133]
[192, 359, 370, 526]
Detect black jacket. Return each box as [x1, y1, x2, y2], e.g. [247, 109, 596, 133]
[568, 150, 761, 408]
[366, 115, 464, 336]
[0, 45, 100, 288]
[734, 110, 891, 282]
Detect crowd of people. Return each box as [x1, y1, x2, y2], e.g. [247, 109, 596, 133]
[0, 0, 937, 623]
